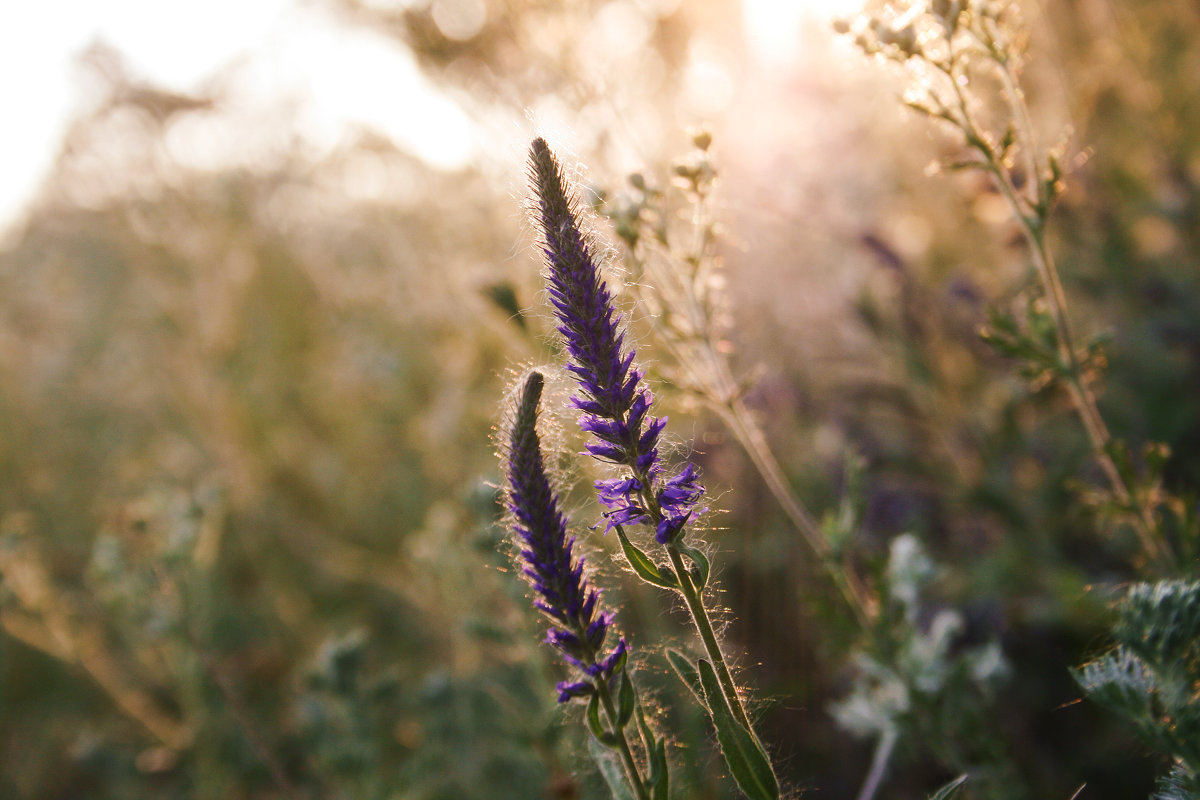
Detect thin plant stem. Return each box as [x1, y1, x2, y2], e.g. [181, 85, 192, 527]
[714, 397, 875, 630]
[194, 642, 305, 800]
[663, 539, 759, 737]
[633, 183, 875, 627]
[855, 729, 898, 800]
[624, 461, 761, 737]
[937, 47, 1173, 568]
[597, 679, 651, 800]
[1019, 206, 1170, 567]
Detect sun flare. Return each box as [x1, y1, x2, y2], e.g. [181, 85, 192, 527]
[741, 0, 865, 60]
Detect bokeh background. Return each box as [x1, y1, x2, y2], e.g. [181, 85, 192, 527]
[2, 1, 1199, 798]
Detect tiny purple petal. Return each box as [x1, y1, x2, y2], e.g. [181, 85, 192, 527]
[599, 637, 628, 676]
[556, 681, 595, 703]
[585, 442, 625, 462]
[656, 511, 692, 544]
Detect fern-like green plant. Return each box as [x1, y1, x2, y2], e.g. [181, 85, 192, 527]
[1075, 581, 1200, 799]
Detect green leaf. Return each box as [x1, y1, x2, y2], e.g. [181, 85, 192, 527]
[677, 543, 710, 589]
[615, 525, 679, 589]
[666, 648, 703, 703]
[1144, 440, 1171, 480]
[650, 736, 670, 800]
[636, 705, 655, 753]
[697, 659, 779, 800]
[618, 670, 635, 728]
[609, 644, 630, 676]
[587, 692, 616, 748]
[903, 99, 939, 117]
[945, 158, 987, 172]
[588, 736, 636, 800]
[635, 701, 671, 797]
[928, 774, 969, 800]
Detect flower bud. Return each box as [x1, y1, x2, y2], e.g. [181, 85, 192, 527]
[892, 25, 918, 57]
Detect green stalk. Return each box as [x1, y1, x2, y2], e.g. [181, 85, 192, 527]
[631, 180, 873, 627]
[854, 729, 898, 800]
[629, 466, 763, 742]
[663, 539, 756, 736]
[940, 49, 1174, 569]
[596, 680, 650, 800]
[714, 396, 874, 629]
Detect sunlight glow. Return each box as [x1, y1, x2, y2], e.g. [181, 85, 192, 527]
[0, 0, 474, 235]
[742, 0, 865, 61]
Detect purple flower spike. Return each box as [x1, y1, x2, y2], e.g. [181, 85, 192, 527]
[528, 137, 706, 544]
[504, 371, 626, 702]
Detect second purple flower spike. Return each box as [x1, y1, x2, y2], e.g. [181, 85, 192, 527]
[504, 371, 627, 702]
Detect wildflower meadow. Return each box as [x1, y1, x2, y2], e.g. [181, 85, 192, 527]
[2, 1, 1199, 798]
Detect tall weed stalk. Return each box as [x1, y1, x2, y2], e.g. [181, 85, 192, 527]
[843, 0, 1199, 795]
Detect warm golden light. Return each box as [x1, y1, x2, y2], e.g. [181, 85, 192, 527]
[741, 0, 864, 60]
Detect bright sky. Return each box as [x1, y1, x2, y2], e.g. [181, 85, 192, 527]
[0, 0, 476, 232]
[0, 0, 861, 233]
[742, 0, 863, 62]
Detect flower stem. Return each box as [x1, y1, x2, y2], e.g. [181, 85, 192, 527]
[596, 679, 650, 800]
[635, 180, 875, 627]
[855, 729, 897, 800]
[940, 49, 1174, 570]
[625, 464, 760, 736]
[714, 396, 875, 629]
[663, 539, 758, 736]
